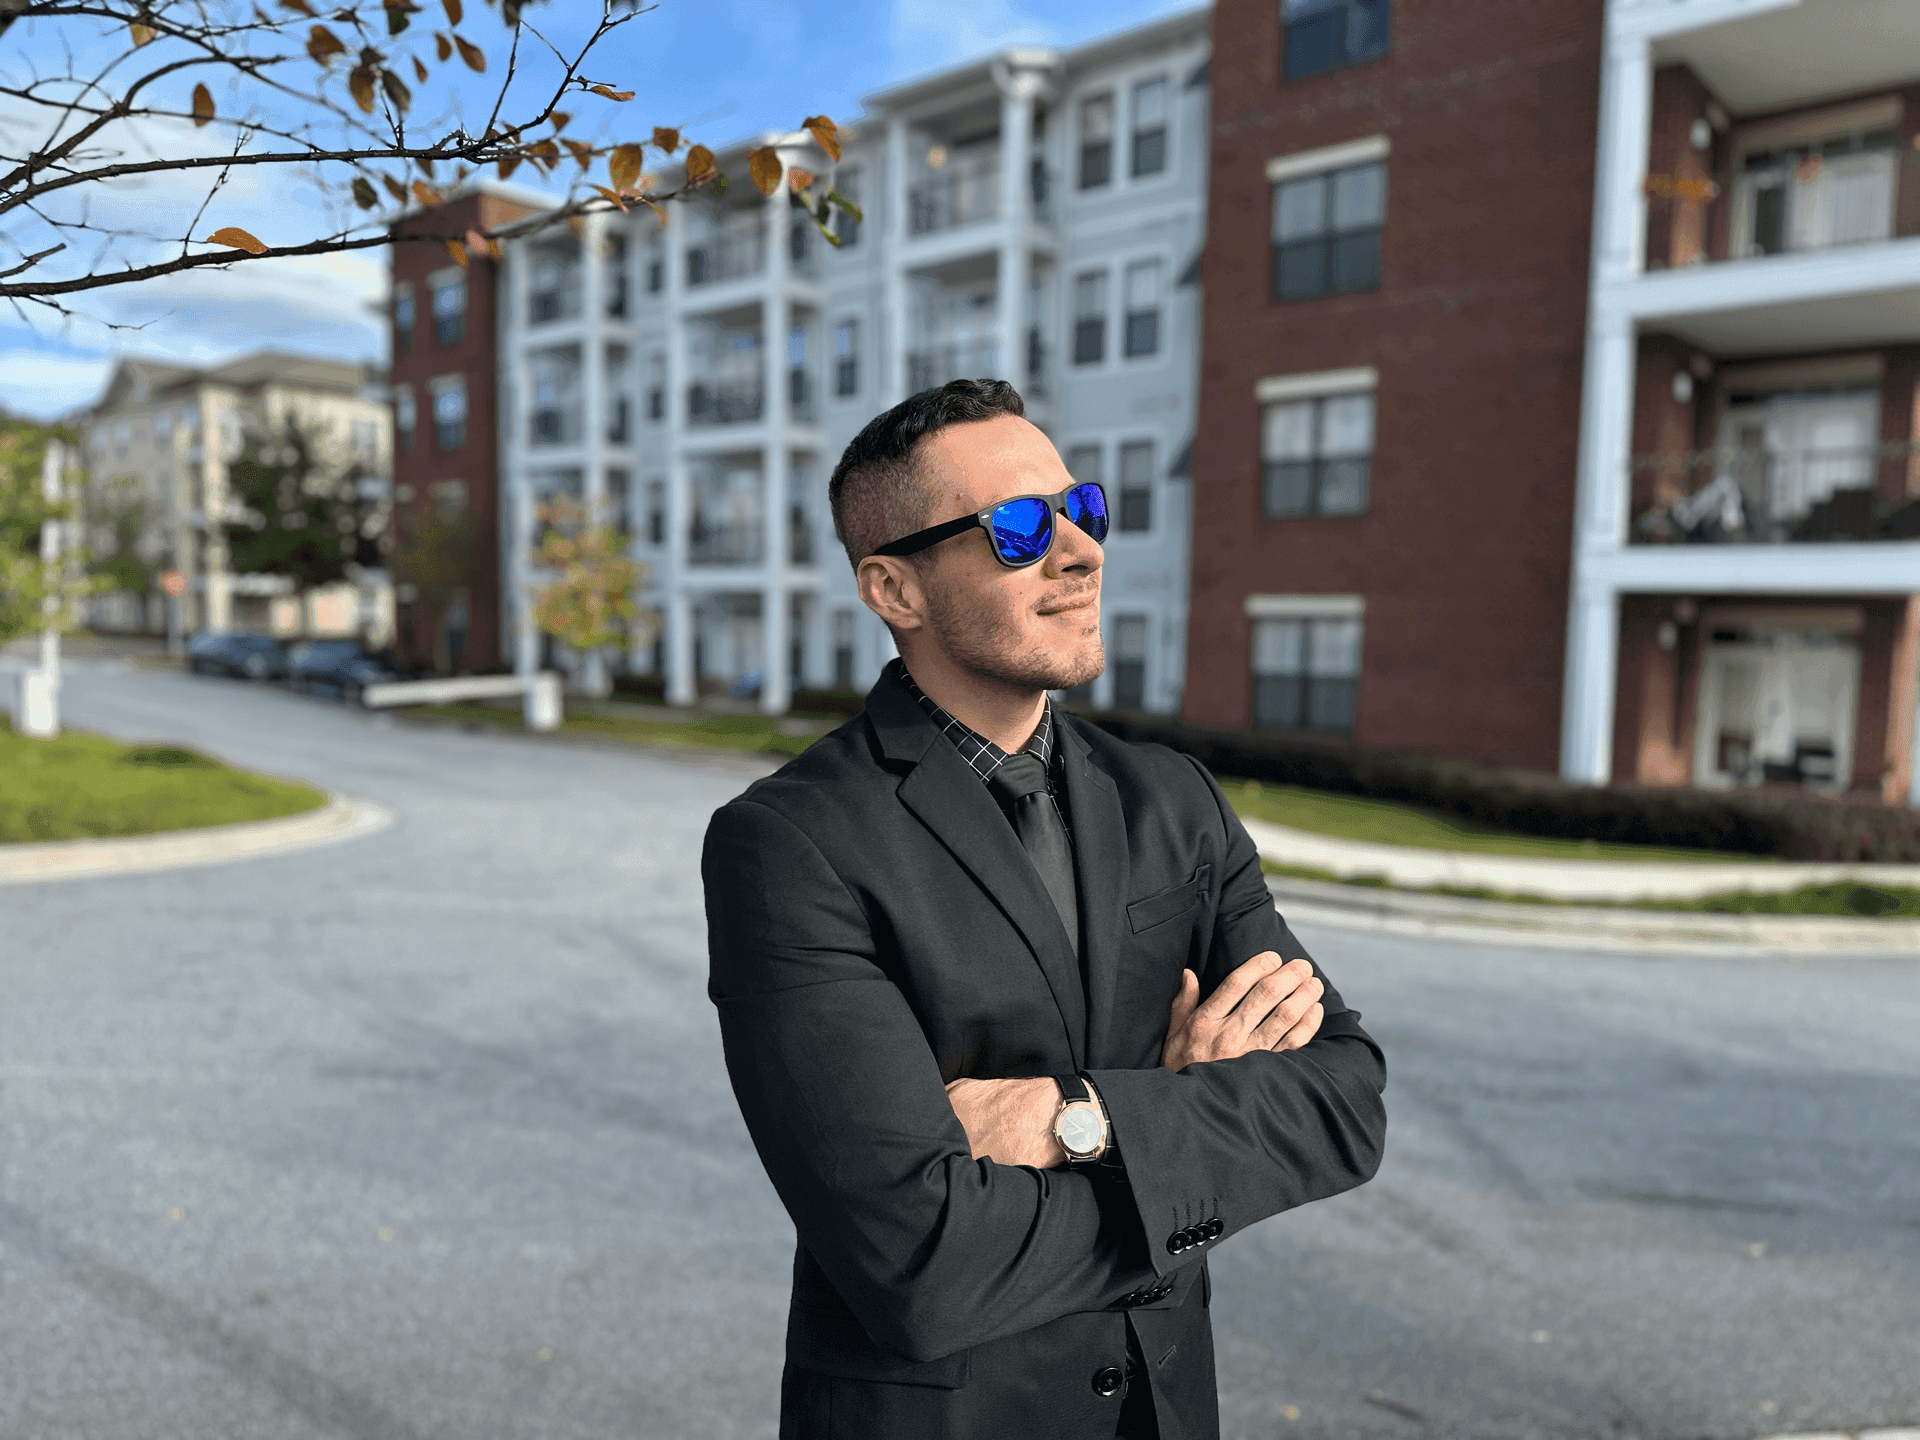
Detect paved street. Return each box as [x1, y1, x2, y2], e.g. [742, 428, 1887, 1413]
[3, 660, 1917, 1440]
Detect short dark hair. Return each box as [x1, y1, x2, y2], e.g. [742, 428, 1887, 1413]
[828, 378, 1026, 570]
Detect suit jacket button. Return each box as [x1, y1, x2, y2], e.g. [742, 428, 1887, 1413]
[1092, 1365, 1125, 1398]
[1166, 1232, 1184, 1254]
[1205, 1218, 1224, 1240]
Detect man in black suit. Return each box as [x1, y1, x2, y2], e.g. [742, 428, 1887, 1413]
[704, 380, 1387, 1439]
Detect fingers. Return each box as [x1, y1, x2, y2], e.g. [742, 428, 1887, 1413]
[1270, 1001, 1324, 1053]
[1189, 951, 1284, 1033]
[1248, 971, 1325, 1051]
[1161, 969, 1200, 1070]
[1222, 958, 1316, 1048]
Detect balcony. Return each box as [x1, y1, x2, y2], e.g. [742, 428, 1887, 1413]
[1631, 440, 1920, 545]
[1728, 143, 1897, 263]
[686, 231, 766, 288]
[910, 148, 1001, 235]
[908, 341, 1001, 393]
[529, 406, 583, 447]
[789, 507, 815, 566]
[788, 367, 816, 424]
[688, 520, 764, 567]
[687, 381, 764, 428]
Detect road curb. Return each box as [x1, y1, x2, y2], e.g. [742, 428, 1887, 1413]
[1267, 874, 1920, 956]
[0, 792, 395, 886]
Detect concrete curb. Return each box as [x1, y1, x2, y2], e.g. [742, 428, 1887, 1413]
[0, 792, 395, 886]
[1242, 815, 1920, 901]
[1267, 874, 1920, 955]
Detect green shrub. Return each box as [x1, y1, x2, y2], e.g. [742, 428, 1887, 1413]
[1092, 717, 1920, 862]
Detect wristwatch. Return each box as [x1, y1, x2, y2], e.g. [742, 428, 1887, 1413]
[1052, 1074, 1110, 1166]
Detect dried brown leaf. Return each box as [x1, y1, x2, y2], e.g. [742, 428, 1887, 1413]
[608, 143, 644, 191]
[590, 85, 635, 102]
[445, 241, 468, 267]
[466, 228, 500, 261]
[549, 111, 572, 133]
[563, 139, 594, 169]
[786, 166, 815, 194]
[307, 24, 346, 64]
[129, 21, 156, 46]
[651, 126, 681, 155]
[411, 180, 441, 207]
[589, 184, 629, 213]
[281, 0, 317, 15]
[453, 33, 485, 72]
[442, 0, 462, 22]
[683, 144, 715, 181]
[497, 154, 522, 181]
[802, 115, 841, 162]
[351, 177, 379, 209]
[381, 173, 409, 202]
[191, 84, 214, 127]
[747, 146, 782, 196]
[381, 69, 411, 112]
[205, 227, 267, 255]
[412, 54, 428, 82]
[435, 32, 451, 61]
[348, 65, 377, 114]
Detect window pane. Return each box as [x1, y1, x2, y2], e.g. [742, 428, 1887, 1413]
[1080, 142, 1112, 190]
[1133, 78, 1168, 128]
[1124, 312, 1160, 357]
[1074, 317, 1106, 365]
[1306, 677, 1358, 732]
[1261, 401, 1316, 460]
[1308, 617, 1363, 676]
[835, 320, 856, 358]
[1330, 229, 1381, 292]
[1067, 445, 1102, 483]
[1081, 93, 1114, 141]
[1332, 163, 1387, 229]
[1132, 130, 1167, 178]
[1120, 440, 1155, 485]
[1316, 457, 1371, 514]
[1074, 271, 1108, 317]
[1347, 0, 1392, 63]
[1273, 175, 1329, 241]
[1275, 238, 1329, 300]
[1264, 462, 1313, 515]
[1114, 660, 1147, 710]
[1283, 9, 1341, 81]
[1319, 393, 1374, 456]
[1254, 675, 1305, 729]
[433, 387, 467, 421]
[1251, 618, 1304, 674]
[1115, 615, 1149, 660]
[1125, 260, 1162, 309]
[432, 279, 466, 316]
[1119, 488, 1152, 532]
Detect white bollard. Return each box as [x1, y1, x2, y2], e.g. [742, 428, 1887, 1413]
[524, 671, 563, 732]
[14, 669, 57, 738]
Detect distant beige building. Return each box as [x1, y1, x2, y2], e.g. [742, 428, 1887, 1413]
[79, 351, 393, 643]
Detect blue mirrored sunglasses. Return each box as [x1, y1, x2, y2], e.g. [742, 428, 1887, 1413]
[871, 482, 1109, 568]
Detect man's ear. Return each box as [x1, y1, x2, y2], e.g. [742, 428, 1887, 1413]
[857, 555, 927, 633]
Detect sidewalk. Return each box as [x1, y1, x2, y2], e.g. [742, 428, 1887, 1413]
[1241, 815, 1920, 901]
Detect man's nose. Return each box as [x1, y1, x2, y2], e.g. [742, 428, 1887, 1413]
[1046, 513, 1104, 577]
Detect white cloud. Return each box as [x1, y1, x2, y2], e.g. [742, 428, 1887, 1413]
[0, 351, 115, 419]
[885, 0, 1059, 75]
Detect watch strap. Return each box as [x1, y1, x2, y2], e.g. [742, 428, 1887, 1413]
[1054, 1074, 1090, 1106]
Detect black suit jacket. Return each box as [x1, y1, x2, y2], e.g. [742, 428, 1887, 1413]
[704, 675, 1387, 1440]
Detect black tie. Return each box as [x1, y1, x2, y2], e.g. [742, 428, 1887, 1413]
[988, 753, 1080, 956]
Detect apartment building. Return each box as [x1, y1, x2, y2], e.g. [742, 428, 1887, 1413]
[1192, 0, 1919, 805]
[492, 9, 1211, 712]
[79, 351, 392, 640]
[388, 181, 548, 671]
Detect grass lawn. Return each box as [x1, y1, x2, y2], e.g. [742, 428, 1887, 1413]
[1220, 777, 1757, 864]
[406, 702, 825, 758]
[0, 720, 326, 843]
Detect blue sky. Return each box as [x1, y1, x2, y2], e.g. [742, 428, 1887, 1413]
[0, 0, 1195, 420]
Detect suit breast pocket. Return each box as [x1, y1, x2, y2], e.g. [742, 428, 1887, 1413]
[1126, 863, 1212, 934]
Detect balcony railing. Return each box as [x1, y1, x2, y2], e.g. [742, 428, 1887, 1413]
[910, 150, 1001, 234]
[687, 381, 764, 427]
[1631, 441, 1920, 544]
[529, 287, 581, 325]
[529, 406, 582, 446]
[1730, 147, 1897, 261]
[688, 519, 764, 566]
[686, 232, 766, 287]
[908, 341, 1001, 393]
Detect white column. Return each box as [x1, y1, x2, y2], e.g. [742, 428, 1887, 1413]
[884, 116, 911, 403]
[201, 390, 231, 632]
[762, 181, 792, 715]
[511, 475, 538, 678]
[995, 85, 1035, 389]
[1560, 578, 1620, 785]
[664, 202, 696, 707]
[577, 212, 610, 696]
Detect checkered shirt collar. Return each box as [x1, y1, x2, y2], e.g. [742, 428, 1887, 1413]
[887, 658, 1054, 783]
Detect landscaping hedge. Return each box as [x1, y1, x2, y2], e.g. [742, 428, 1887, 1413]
[1083, 716, 1920, 862]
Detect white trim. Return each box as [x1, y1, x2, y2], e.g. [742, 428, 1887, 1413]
[1244, 593, 1366, 619]
[1265, 135, 1390, 185]
[1254, 366, 1378, 404]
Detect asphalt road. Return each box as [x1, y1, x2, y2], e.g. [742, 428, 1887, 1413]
[3, 659, 1917, 1440]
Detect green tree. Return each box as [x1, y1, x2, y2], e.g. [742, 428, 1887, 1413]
[529, 496, 649, 675]
[0, 419, 97, 647]
[224, 420, 384, 588]
[392, 497, 472, 671]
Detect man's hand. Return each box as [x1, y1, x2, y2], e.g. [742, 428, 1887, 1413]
[944, 1077, 1066, 1169]
[1161, 952, 1324, 1072]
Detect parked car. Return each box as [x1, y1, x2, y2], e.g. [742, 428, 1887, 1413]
[287, 640, 395, 705]
[186, 631, 288, 681]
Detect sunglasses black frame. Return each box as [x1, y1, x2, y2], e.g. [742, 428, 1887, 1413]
[869, 482, 1109, 569]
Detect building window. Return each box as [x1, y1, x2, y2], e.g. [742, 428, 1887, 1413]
[606, 470, 630, 536]
[430, 271, 466, 344]
[394, 283, 416, 354]
[1261, 389, 1373, 517]
[835, 168, 863, 247]
[531, 253, 571, 322]
[833, 609, 855, 690]
[647, 480, 664, 545]
[431, 379, 467, 450]
[1123, 260, 1162, 357]
[1112, 615, 1149, 710]
[1131, 77, 1168, 178]
[1283, 0, 1392, 82]
[835, 318, 859, 396]
[609, 395, 630, 444]
[647, 354, 665, 422]
[1251, 607, 1363, 732]
[647, 257, 663, 293]
[1073, 271, 1107, 365]
[351, 418, 379, 459]
[1066, 443, 1102, 489]
[606, 235, 629, 318]
[394, 387, 416, 451]
[1079, 93, 1114, 190]
[1118, 440, 1154, 532]
[1271, 159, 1385, 301]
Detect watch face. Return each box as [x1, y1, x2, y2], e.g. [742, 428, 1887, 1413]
[1058, 1104, 1104, 1156]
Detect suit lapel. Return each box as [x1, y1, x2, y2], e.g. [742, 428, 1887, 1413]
[870, 679, 1088, 1068]
[1055, 718, 1130, 1068]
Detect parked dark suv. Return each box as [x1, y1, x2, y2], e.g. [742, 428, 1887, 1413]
[287, 640, 396, 705]
[186, 631, 289, 681]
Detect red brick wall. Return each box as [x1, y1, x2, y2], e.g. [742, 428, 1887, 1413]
[388, 190, 539, 671]
[1853, 597, 1920, 803]
[1186, 0, 1605, 771]
[1644, 65, 1721, 268]
[1611, 595, 1697, 785]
